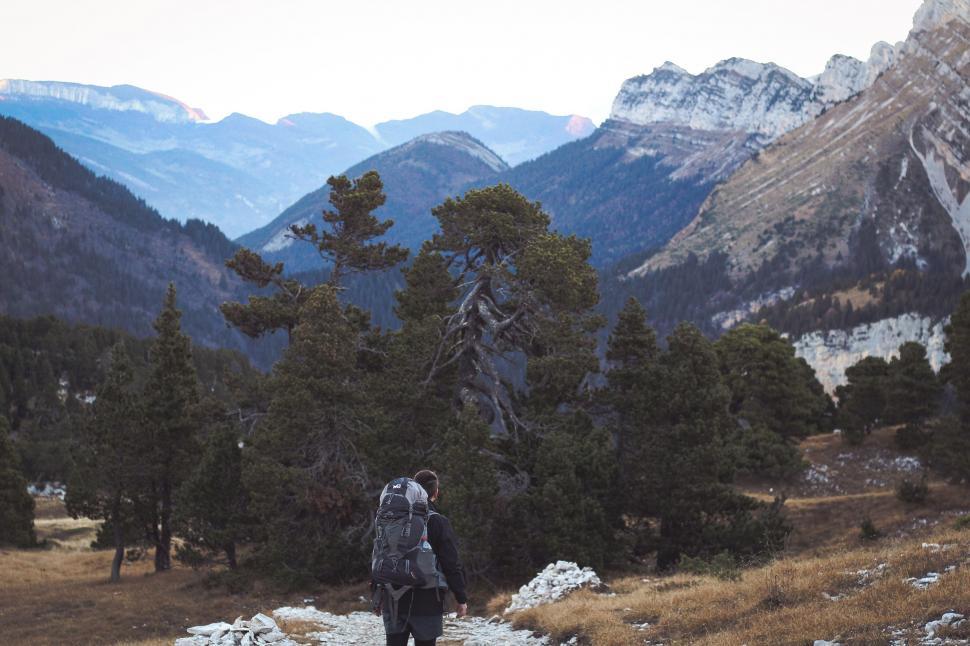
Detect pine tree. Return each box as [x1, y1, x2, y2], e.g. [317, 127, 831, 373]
[66, 343, 143, 580]
[836, 356, 890, 445]
[174, 412, 248, 569]
[714, 324, 830, 478]
[932, 292, 970, 481]
[0, 416, 36, 548]
[622, 323, 789, 569]
[604, 297, 660, 495]
[435, 406, 501, 578]
[426, 185, 598, 434]
[244, 286, 373, 584]
[885, 342, 941, 425]
[220, 248, 309, 341]
[529, 412, 621, 570]
[289, 172, 409, 287]
[143, 284, 201, 571]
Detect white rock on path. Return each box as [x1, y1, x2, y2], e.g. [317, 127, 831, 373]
[506, 561, 603, 613]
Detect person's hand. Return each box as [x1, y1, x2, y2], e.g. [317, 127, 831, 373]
[456, 603, 468, 618]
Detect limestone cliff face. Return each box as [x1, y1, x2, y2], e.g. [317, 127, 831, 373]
[793, 314, 949, 393]
[636, 0, 970, 281]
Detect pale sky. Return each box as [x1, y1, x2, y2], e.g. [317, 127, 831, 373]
[1, 0, 923, 126]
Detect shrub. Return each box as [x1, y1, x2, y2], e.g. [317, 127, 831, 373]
[680, 551, 742, 581]
[954, 515, 970, 530]
[859, 516, 882, 541]
[894, 423, 931, 451]
[895, 475, 929, 504]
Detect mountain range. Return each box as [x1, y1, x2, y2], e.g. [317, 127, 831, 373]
[2, 0, 967, 392]
[0, 81, 593, 238]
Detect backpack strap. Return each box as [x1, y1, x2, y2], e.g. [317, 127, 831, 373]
[383, 583, 413, 627]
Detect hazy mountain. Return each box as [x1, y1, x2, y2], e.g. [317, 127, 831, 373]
[0, 81, 381, 238]
[0, 82, 591, 237]
[0, 115, 277, 364]
[239, 131, 508, 273]
[374, 106, 594, 166]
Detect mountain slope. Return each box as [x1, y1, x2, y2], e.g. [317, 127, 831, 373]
[605, 0, 970, 390]
[238, 131, 508, 273]
[638, 2, 969, 285]
[492, 51, 889, 268]
[0, 116, 272, 362]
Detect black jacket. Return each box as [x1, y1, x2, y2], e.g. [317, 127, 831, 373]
[426, 502, 467, 605]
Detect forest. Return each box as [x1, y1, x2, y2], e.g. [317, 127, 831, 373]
[3, 171, 969, 594]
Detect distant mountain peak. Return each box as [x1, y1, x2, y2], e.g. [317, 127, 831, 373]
[656, 61, 688, 75]
[406, 131, 509, 172]
[0, 79, 207, 123]
[610, 57, 814, 139]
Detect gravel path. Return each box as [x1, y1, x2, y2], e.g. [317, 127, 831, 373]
[274, 606, 553, 645]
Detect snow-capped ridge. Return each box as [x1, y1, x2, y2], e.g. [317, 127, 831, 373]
[0, 79, 206, 123]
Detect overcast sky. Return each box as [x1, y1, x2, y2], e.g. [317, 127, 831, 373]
[2, 0, 923, 126]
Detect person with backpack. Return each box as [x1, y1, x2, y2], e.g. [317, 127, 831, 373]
[371, 469, 467, 646]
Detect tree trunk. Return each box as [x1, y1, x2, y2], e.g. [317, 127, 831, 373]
[224, 542, 238, 570]
[155, 480, 172, 571]
[656, 516, 679, 572]
[110, 497, 124, 583]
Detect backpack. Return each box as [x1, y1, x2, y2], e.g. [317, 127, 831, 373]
[371, 477, 447, 621]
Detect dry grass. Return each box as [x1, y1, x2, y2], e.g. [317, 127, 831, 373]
[509, 526, 970, 645]
[0, 499, 368, 646]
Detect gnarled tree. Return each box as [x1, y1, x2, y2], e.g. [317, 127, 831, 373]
[425, 184, 598, 435]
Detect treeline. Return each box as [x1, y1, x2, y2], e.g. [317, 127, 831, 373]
[6, 172, 968, 591]
[0, 314, 258, 482]
[602, 219, 969, 343]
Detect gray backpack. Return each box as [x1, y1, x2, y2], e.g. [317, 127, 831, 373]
[371, 477, 447, 621]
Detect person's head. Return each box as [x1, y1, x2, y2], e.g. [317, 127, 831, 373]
[414, 469, 439, 502]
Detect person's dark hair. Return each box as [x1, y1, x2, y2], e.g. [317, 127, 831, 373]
[414, 469, 439, 499]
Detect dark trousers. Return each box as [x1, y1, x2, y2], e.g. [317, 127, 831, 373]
[386, 625, 436, 646]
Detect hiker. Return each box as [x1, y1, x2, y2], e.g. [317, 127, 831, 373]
[372, 469, 468, 646]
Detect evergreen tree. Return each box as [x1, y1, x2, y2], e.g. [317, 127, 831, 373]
[932, 292, 970, 481]
[885, 342, 941, 425]
[143, 284, 201, 571]
[623, 323, 789, 569]
[835, 356, 890, 445]
[0, 416, 36, 548]
[289, 172, 409, 287]
[174, 411, 248, 569]
[66, 343, 143, 580]
[244, 286, 373, 584]
[435, 407, 501, 578]
[426, 184, 598, 434]
[604, 298, 660, 511]
[220, 248, 309, 341]
[714, 324, 830, 479]
[528, 412, 621, 570]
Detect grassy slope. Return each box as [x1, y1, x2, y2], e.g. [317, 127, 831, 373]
[508, 428, 970, 645]
[1, 428, 968, 645]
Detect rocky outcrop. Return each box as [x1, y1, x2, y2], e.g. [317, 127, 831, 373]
[506, 561, 604, 613]
[792, 314, 949, 393]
